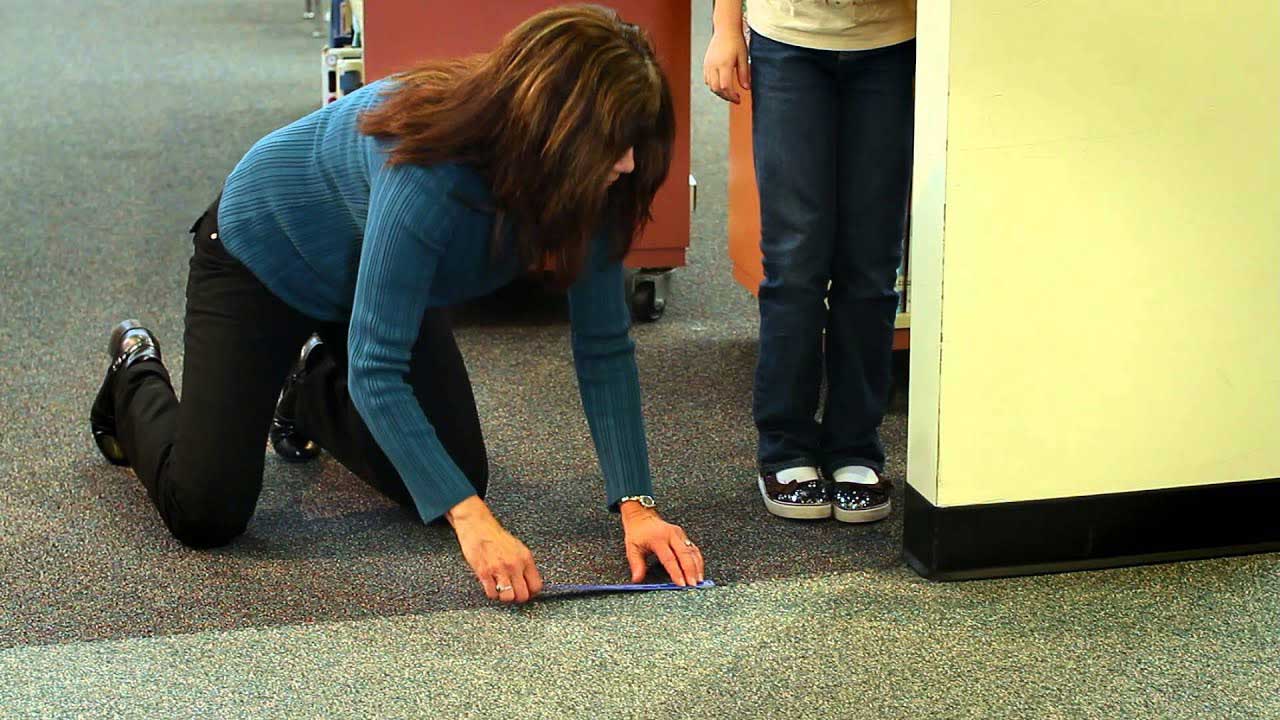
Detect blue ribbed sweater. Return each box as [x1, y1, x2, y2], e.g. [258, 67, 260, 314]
[216, 79, 653, 523]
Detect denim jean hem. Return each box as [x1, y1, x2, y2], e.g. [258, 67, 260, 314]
[822, 457, 885, 477]
[758, 458, 822, 475]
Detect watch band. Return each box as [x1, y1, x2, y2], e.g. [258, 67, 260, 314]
[618, 494, 656, 508]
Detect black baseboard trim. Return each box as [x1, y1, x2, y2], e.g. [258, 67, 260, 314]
[903, 477, 1280, 581]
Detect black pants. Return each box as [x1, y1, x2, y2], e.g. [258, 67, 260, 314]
[113, 198, 488, 548]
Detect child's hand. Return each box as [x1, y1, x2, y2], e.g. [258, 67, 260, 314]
[703, 29, 750, 104]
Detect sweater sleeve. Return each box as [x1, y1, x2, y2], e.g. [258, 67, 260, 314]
[346, 165, 478, 523]
[566, 238, 654, 510]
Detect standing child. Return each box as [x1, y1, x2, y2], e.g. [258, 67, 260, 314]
[703, 0, 916, 522]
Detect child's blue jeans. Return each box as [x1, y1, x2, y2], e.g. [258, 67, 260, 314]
[749, 31, 916, 477]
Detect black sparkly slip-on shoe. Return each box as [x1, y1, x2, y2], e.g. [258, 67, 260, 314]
[269, 334, 325, 462]
[758, 466, 832, 520]
[89, 320, 163, 466]
[830, 466, 892, 524]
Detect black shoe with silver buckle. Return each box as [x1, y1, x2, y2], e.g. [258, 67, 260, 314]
[830, 466, 892, 523]
[269, 335, 325, 462]
[89, 320, 163, 466]
[758, 466, 832, 520]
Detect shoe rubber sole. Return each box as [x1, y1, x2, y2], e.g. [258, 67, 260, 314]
[833, 501, 891, 524]
[90, 319, 153, 467]
[268, 335, 325, 463]
[757, 477, 833, 520]
[91, 359, 128, 466]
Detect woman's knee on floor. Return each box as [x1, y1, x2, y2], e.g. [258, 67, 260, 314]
[162, 504, 253, 549]
[155, 481, 258, 549]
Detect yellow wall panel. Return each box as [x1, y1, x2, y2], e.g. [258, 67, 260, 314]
[909, 0, 1280, 506]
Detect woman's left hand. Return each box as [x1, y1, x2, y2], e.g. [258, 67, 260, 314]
[620, 504, 705, 586]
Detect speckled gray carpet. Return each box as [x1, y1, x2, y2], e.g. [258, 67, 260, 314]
[2, 1, 1277, 717]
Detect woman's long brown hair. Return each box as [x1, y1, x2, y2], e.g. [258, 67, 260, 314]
[359, 5, 675, 284]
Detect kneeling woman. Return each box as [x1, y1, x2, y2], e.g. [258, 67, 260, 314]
[88, 6, 703, 603]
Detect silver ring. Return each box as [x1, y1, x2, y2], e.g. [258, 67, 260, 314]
[495, 584, 513, 593]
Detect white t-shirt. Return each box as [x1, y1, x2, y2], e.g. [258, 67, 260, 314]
[745, 0, 917, 51]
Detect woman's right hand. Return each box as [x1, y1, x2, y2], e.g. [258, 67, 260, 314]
[446, 496, 543, 604]
[703, 28, 750, 104]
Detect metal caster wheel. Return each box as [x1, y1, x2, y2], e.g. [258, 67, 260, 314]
[627, 269, 672, 322]
[631, 282, 663, 322]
